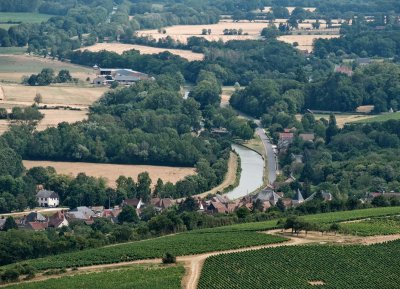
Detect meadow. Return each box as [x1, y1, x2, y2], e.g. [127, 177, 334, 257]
[81, 43, 204, 61]
[355, 112, 400, 123]
[198, 240, 400, 289]
[23, 160, 197, 188]
[0, 12, 52, 30]
[296, 113, 375, 128]
[4, 265, 184, 289]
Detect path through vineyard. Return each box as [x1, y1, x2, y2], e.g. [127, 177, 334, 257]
[4, 230, 400, 288]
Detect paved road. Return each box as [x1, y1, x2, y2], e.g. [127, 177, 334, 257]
[256, 127, 277, 185]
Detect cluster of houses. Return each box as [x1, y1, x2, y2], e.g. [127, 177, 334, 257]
[92, 66, 152, 86]
[278, 128, 315, 151]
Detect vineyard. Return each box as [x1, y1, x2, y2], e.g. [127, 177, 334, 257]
[4, 265, 184, 289]
[340, 217, 400, 236]
[2, 231, 286, 272]
[198, 207, 400, 234]
[198, 240, 400, 289]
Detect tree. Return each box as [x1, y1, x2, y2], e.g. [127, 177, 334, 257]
[236, 206, 250, 219]
[326, 114, 339, 143]
[34, 93, 42, 105]
[57, 69, 72, 83]
[137, 172, 152, 202]
[162, 252, 176, 264]
[3, 216, 17, 231]
[179, 197, 198, 212]
[276, 198, 286, 212]
[118, 205, 139, 224]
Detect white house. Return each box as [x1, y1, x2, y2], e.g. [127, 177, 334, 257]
[36, 190, 60, 208]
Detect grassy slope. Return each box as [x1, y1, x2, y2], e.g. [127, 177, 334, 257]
[4, 265, 184, 289]
[354, 113, 400, 123]
[0, 12, 52, 24]
[198, 241, 400, 289]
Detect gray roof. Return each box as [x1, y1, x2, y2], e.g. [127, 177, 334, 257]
[0, 219, 6, 229]
[36, 190, 59, 199]
[114, 74, 141, 82]
[254, 190, 281, 202]
[293, 189, 304, 202]
[26, 212, 47, 222]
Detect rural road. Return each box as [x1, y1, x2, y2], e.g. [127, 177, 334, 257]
[256, 128, 277, 184]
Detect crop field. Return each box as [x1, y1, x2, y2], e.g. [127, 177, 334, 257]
[198, 240, 400, 289]
[0, 109, 88, 135]
[3, 231, 286, 271]
[296, 113, 375, 128]
[0, 12, 52, 30]
[23, 160, 196, 188]
[354, 112, 400, 123]
[202, 207, 400, 234]
[278, 34, 339, 52]
[0, 55, 97, 83]
[80, 43, 204, 61]
[0, 84, 106, 107]
[4, 265, 185, 289]
[340, 217, 400, 236]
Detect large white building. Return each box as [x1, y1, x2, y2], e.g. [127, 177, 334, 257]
[36, 190, 60, 208]
[92, 67, 152, 86]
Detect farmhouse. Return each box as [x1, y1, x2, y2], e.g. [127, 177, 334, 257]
[36, 189, 60, 208]
[93, 66, 152, 86]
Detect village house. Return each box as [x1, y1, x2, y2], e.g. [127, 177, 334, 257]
[150, 198, 176, 212]
[306, 191, 333, 202]
[36, 189, 60, 208]
[334, 65, 353, 77]
[278, 132, 294, 150]
[292, 189, 305, 206]
[48, 211, 69, 228]
[19, 211, 48, 231]
[299, 133, 315, 142]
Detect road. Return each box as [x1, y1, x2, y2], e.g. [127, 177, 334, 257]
[256, 127, 277, 184]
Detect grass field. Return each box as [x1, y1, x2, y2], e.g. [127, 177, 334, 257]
[23, 160, 196, 188]
[4, 265, 185, 289]
[0, 84, 106, 107]
[0, 12, 52, 30]
[2, 231, 286, 271]
[354, 112, 400, 123]
[0, 55, 97, 83]
[80, 43, 204, 61]
[0, 47, 26, 55]
[340, 217, 400, 236]
[198, 240, 400, 289]
[296, 113, 375, 128]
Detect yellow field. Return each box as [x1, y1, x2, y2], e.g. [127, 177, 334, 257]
[80, 43, 204, 61]
[278, 34, 339, 52]
[0, 84, 107, 107]
[0, 109, 88, 134]
[0, 54, 97, 83]
[23, 160, 196, 188]
[255, 6, 317, 14]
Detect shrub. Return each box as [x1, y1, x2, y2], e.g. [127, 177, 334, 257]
[162, 252, 176, 264]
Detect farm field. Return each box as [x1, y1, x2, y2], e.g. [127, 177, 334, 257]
[354, 112, 400, 123]
[0, 84, 106, 107]
[0, 109, 88, 135]
[23, 160, 197, 188]
[4, 265, 185, 289]
[220, 86, 235, 107]
[3, 231, 286, 271]
[278, 34, 339, 52]
[296, 113, 375, 128]
[198, 240, 400, 289]
[0, 54, 97, 83]
[80, 43, 204, 61]
[0, 12, 52, 30]
[340, 218, 400, 236]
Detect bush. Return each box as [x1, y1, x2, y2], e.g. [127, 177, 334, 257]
[162, 252, 176, 264]
[1, 268, 20, 282]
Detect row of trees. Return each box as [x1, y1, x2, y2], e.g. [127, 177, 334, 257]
[23, 69, 72, 86]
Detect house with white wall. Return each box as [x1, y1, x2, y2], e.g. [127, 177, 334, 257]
[36, 190, 60, 208]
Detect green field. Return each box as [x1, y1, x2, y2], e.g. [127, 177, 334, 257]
[355, 113, 400, 123]
[4, 265, 184, 289]
[0, 47, 26, 55]
[201, 207, 400, 233]
[3, 231, 286, 272]
[198, 240, 400, 289]
[340, 217, 400, 236]
[0, 12, 52, 28]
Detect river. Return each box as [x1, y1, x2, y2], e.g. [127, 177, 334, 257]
[224, 144, 264, 200]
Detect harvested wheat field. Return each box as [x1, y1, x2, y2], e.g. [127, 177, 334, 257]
[138, 22, 265, 44]
[278, 34, 339, 52]
[0, 109, 88, 135]
[81, 43, 204, 61]
[0, 54, 97, 83]
[23, 161, 197, 188]
[0, 84, 107, 107]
